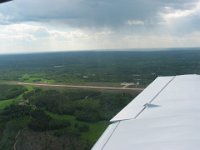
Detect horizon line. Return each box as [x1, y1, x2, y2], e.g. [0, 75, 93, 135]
[0, 47, 200, 55]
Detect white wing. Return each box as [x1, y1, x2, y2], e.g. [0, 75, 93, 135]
[92, 74, 200, 150]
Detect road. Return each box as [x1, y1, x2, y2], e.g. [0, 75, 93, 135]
[9, 81, 144, 92]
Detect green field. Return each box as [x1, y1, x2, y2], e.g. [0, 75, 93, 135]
[19, 74, 55, 83]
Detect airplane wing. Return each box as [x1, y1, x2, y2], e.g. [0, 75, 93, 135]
[0, 0, 12, 4]
[92, 74, 200, 150]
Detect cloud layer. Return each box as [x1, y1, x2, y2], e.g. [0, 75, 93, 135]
[0, 0, 200, 53]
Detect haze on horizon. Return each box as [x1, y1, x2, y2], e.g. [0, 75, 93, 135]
[0, 0, 200, 54]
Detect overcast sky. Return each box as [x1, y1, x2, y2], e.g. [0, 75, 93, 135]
[0, 0, 200, 53]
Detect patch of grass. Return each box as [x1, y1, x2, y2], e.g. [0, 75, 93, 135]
[25, 86, 34, 91]
[82, 121, 109, 144]
[0, 86, 33, 110]
[0, 100, 16, 110]
[0, 84, 26, 101]
[46, 111, 109, 144]
[0, 94, 23, 110]
[19, 74, 55, 83]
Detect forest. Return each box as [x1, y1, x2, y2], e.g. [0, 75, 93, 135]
[0, 49, 200, 150]
[0, 84, 137, 150]
[0, 49, 200, 86]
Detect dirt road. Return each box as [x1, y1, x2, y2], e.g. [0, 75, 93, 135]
[9, 81, 144, 92]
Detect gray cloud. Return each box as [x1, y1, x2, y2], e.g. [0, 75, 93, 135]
[0, 0, 196, 27]
[0, 0, 200, 54]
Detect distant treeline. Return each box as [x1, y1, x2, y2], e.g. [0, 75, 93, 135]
[0, 50, 200, 85]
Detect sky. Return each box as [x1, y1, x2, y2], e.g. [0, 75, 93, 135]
[0, 0, 200, 54]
